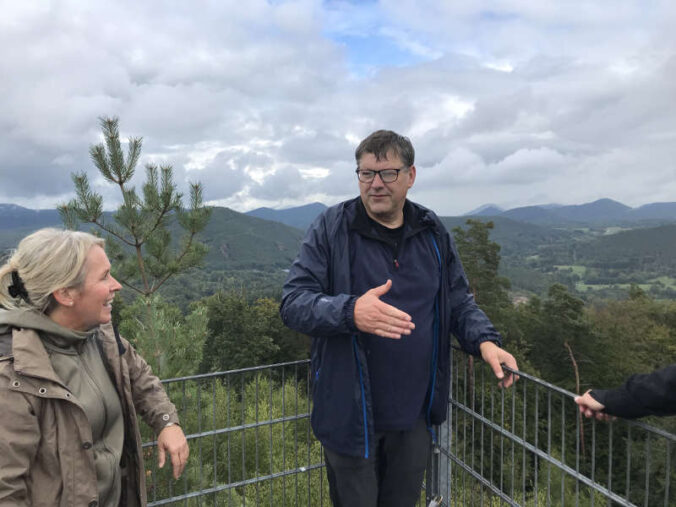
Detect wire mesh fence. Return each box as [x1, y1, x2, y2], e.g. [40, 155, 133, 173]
[143, 359, 432, 506]
[142, 360, 325, 506]
[142, 353, 675, 506]
[433, 346, 676, 506]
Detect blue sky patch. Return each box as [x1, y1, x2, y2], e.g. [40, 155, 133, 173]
[335, 33, 426, 76]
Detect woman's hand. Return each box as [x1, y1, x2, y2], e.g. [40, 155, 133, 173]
[157, 424, 190, 479]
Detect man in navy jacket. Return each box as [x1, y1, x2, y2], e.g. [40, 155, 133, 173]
[280, 130, 518, 507]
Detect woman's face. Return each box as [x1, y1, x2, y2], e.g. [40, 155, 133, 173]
[69, 246, 122, 331]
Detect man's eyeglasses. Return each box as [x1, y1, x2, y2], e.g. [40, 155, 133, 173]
[355, 166, 409, 183]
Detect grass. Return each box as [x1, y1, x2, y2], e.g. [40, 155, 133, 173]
[554, 265, 587, 276]
[576, 282, 652, 292]
[648, 276, 676, 289]
[576, 276, 676, 292]
[603, 226, 631, 235]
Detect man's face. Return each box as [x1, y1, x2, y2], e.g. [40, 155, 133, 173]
[357, 151, 416, 226]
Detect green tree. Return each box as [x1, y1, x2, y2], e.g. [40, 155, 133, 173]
[58, 116, 212, 376]
[452, 219, 511, 311]
[526, 284, 598, 390]
[119, 296, 208, 379]
[452, 219, 532, 369]
[587, 288, 676, 388]
[253, 297, 310, 363]
[200, 291, 280, 372]
[200, 291, 310, 372]
[58, 116, 211, 297]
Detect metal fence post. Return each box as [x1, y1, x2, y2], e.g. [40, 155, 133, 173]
[427, 431, 441, 504]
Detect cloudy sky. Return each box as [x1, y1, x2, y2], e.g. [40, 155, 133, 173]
[1, 0, 675, 215]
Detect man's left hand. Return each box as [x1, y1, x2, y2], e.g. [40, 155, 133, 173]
[479, 341, 519, 388]
[157, 424, 190, 479]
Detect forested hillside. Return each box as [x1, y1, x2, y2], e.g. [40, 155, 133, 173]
[199, 207, 304, 270]
[525, 224, 676, 298]
[4, 201, 676, 301]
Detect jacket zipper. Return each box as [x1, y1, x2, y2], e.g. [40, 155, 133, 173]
[392, 226, 406, 270]
[355, 220, 409, 271]
[352, 336, 370, 459]
[425, 232, 442, 444]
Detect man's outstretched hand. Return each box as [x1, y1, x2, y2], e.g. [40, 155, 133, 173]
[354, 279, 415, 339]
[479, 341, 519, 388]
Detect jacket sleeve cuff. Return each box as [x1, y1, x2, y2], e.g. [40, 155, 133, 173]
[590, 388, 643, 418]
[344, 296, 358, 333]
[588, 389, 607, 405]
[152, 411, 181, 435]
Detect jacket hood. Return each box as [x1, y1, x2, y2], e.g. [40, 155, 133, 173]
[0, 308, 89, 349]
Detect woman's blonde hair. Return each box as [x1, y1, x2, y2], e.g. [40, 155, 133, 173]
[0, 228, 105, 313]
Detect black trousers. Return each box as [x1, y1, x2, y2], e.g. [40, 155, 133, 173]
[324, 418, 431, 507]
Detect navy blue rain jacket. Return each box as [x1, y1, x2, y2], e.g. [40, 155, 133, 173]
[280, 198, 501, 457]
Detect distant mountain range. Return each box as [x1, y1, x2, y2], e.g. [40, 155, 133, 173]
[466, 198, 676, 225]
[3, 198, 676, 263]
[464, 203, 504, 216]
[243, 198, 676, 228]
[0, 203, 62, 228]
[0, 205, 304, 271]
[246, 202, 327, 231]
[4, 198, 676, 241]
[4, 199, 676, 300]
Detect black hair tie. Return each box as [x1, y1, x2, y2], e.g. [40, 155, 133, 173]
[8, 270, 31, 304]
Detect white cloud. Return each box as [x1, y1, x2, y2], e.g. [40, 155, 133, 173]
[0, 0, 674, 216]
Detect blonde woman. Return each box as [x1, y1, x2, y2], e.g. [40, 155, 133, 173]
[0, 228, 189, 507]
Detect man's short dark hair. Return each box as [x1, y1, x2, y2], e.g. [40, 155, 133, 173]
[355, 130, 415, 167]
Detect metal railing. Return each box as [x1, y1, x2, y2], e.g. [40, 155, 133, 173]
[143, 353, 676, 506]
[433, 347, 676, 506]
[142, 360, 326, 506]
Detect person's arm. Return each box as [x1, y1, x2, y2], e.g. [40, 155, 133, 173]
[280, 214, 358, 336]
[122, 338, 189, 479]
[281, 215, 414, 339]
[582, 364, 676, 419]
[443, 229, 517, 387]
[0, 382, 40, 506]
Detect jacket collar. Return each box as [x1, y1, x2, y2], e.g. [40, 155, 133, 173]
[0, 309, 89, 347]
[350, 198, 434, 239]
[12, 327, 66, 386]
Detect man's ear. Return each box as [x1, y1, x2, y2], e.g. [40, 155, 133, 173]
[407, 165, 416, 188]
[52, 287, 75, 307]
